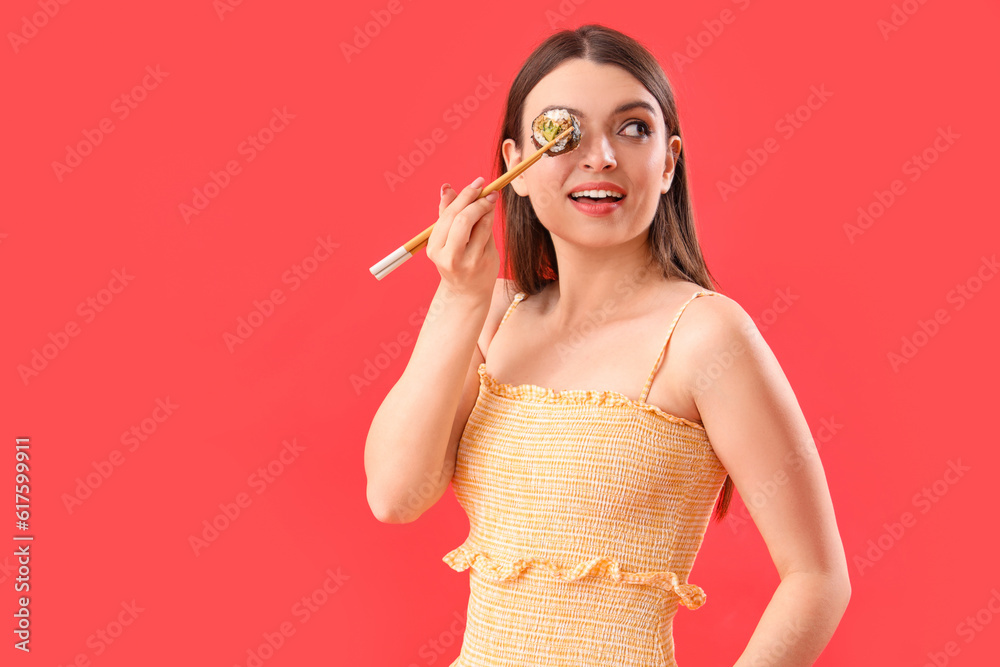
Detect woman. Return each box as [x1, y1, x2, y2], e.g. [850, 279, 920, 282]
[365, 24, 851, 666]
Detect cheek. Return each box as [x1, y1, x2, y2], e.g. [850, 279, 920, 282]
[637, 149, 664, 174]
[525, 165, 570, 208]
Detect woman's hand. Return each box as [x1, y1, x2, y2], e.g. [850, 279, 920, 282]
[426, 176, 500, 302]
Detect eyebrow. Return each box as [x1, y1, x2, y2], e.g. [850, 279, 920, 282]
[539, 100, 658, 119]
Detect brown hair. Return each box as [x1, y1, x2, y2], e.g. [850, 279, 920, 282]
[492, 23, 733, 522]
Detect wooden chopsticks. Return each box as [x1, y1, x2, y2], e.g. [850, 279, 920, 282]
[369, 125, 575, 280]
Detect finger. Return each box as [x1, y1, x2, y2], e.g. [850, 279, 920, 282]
[430, 182, 463, 252]
[432, 177, 483, 251]
[439, 182, 458, 218]
[468, 204, 496, 254]
[445, 194, 496, 251]
[443, 176, 486, 218]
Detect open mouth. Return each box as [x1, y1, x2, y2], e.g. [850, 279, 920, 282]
[567, 191, 625, 216]
[568, 191, 626, 204]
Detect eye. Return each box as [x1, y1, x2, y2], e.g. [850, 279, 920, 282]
[620, 120, 652, 138]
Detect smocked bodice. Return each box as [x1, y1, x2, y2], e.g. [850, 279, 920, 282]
[443, 290, 727, 666]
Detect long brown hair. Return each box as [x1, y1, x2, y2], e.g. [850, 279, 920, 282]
[493, 24, 733, 522]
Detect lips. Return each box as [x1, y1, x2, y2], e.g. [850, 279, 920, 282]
[568, 182, 627, 196]
[564, 182, 627, 216]
[568, 194, 624, 217]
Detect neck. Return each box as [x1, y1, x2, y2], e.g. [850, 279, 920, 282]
[544, 244, 662, 329]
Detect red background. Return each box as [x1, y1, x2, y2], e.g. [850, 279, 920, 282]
[3, 0, 999, 665]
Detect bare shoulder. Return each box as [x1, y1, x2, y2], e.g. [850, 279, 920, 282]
[677, 288, 754, 335]
[478, 278, 521, 359]
[667, 289, 765, 398]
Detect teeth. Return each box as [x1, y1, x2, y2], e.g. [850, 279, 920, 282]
[570, 189, 624, 199]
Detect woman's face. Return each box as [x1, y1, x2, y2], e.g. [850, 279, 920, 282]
[502, 58, 681, 248]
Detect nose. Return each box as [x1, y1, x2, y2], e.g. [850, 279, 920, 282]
[578, 130, 616, 171]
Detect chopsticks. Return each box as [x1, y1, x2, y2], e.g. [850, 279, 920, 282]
[369, 125, 576, 280]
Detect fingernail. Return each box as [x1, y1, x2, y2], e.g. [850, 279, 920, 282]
[470, 176, 485, 188]
[485, 191, 498, 202]
[441, 183, 450, 197]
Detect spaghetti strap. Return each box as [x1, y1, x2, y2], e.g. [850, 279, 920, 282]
[497, 292, 526, 332]
[639, 290, 721, 403]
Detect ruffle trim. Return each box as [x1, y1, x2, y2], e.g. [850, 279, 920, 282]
[477, 364, 705, 430]
[442, 543, 707, 610]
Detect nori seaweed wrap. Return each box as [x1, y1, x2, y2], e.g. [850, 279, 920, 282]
[530, 109, 582, 156]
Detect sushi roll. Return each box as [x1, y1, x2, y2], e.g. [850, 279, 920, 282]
[531, 108, 582, 156]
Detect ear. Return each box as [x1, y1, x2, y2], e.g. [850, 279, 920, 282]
[661, 135, 682, 194]
[502, 138, 529, 197]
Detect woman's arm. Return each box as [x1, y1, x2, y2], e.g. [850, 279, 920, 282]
[687, 295, 852, 666]
[365, 178, 500, 524]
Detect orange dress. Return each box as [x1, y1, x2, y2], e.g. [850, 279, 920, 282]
[443, 289, 728, 666]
